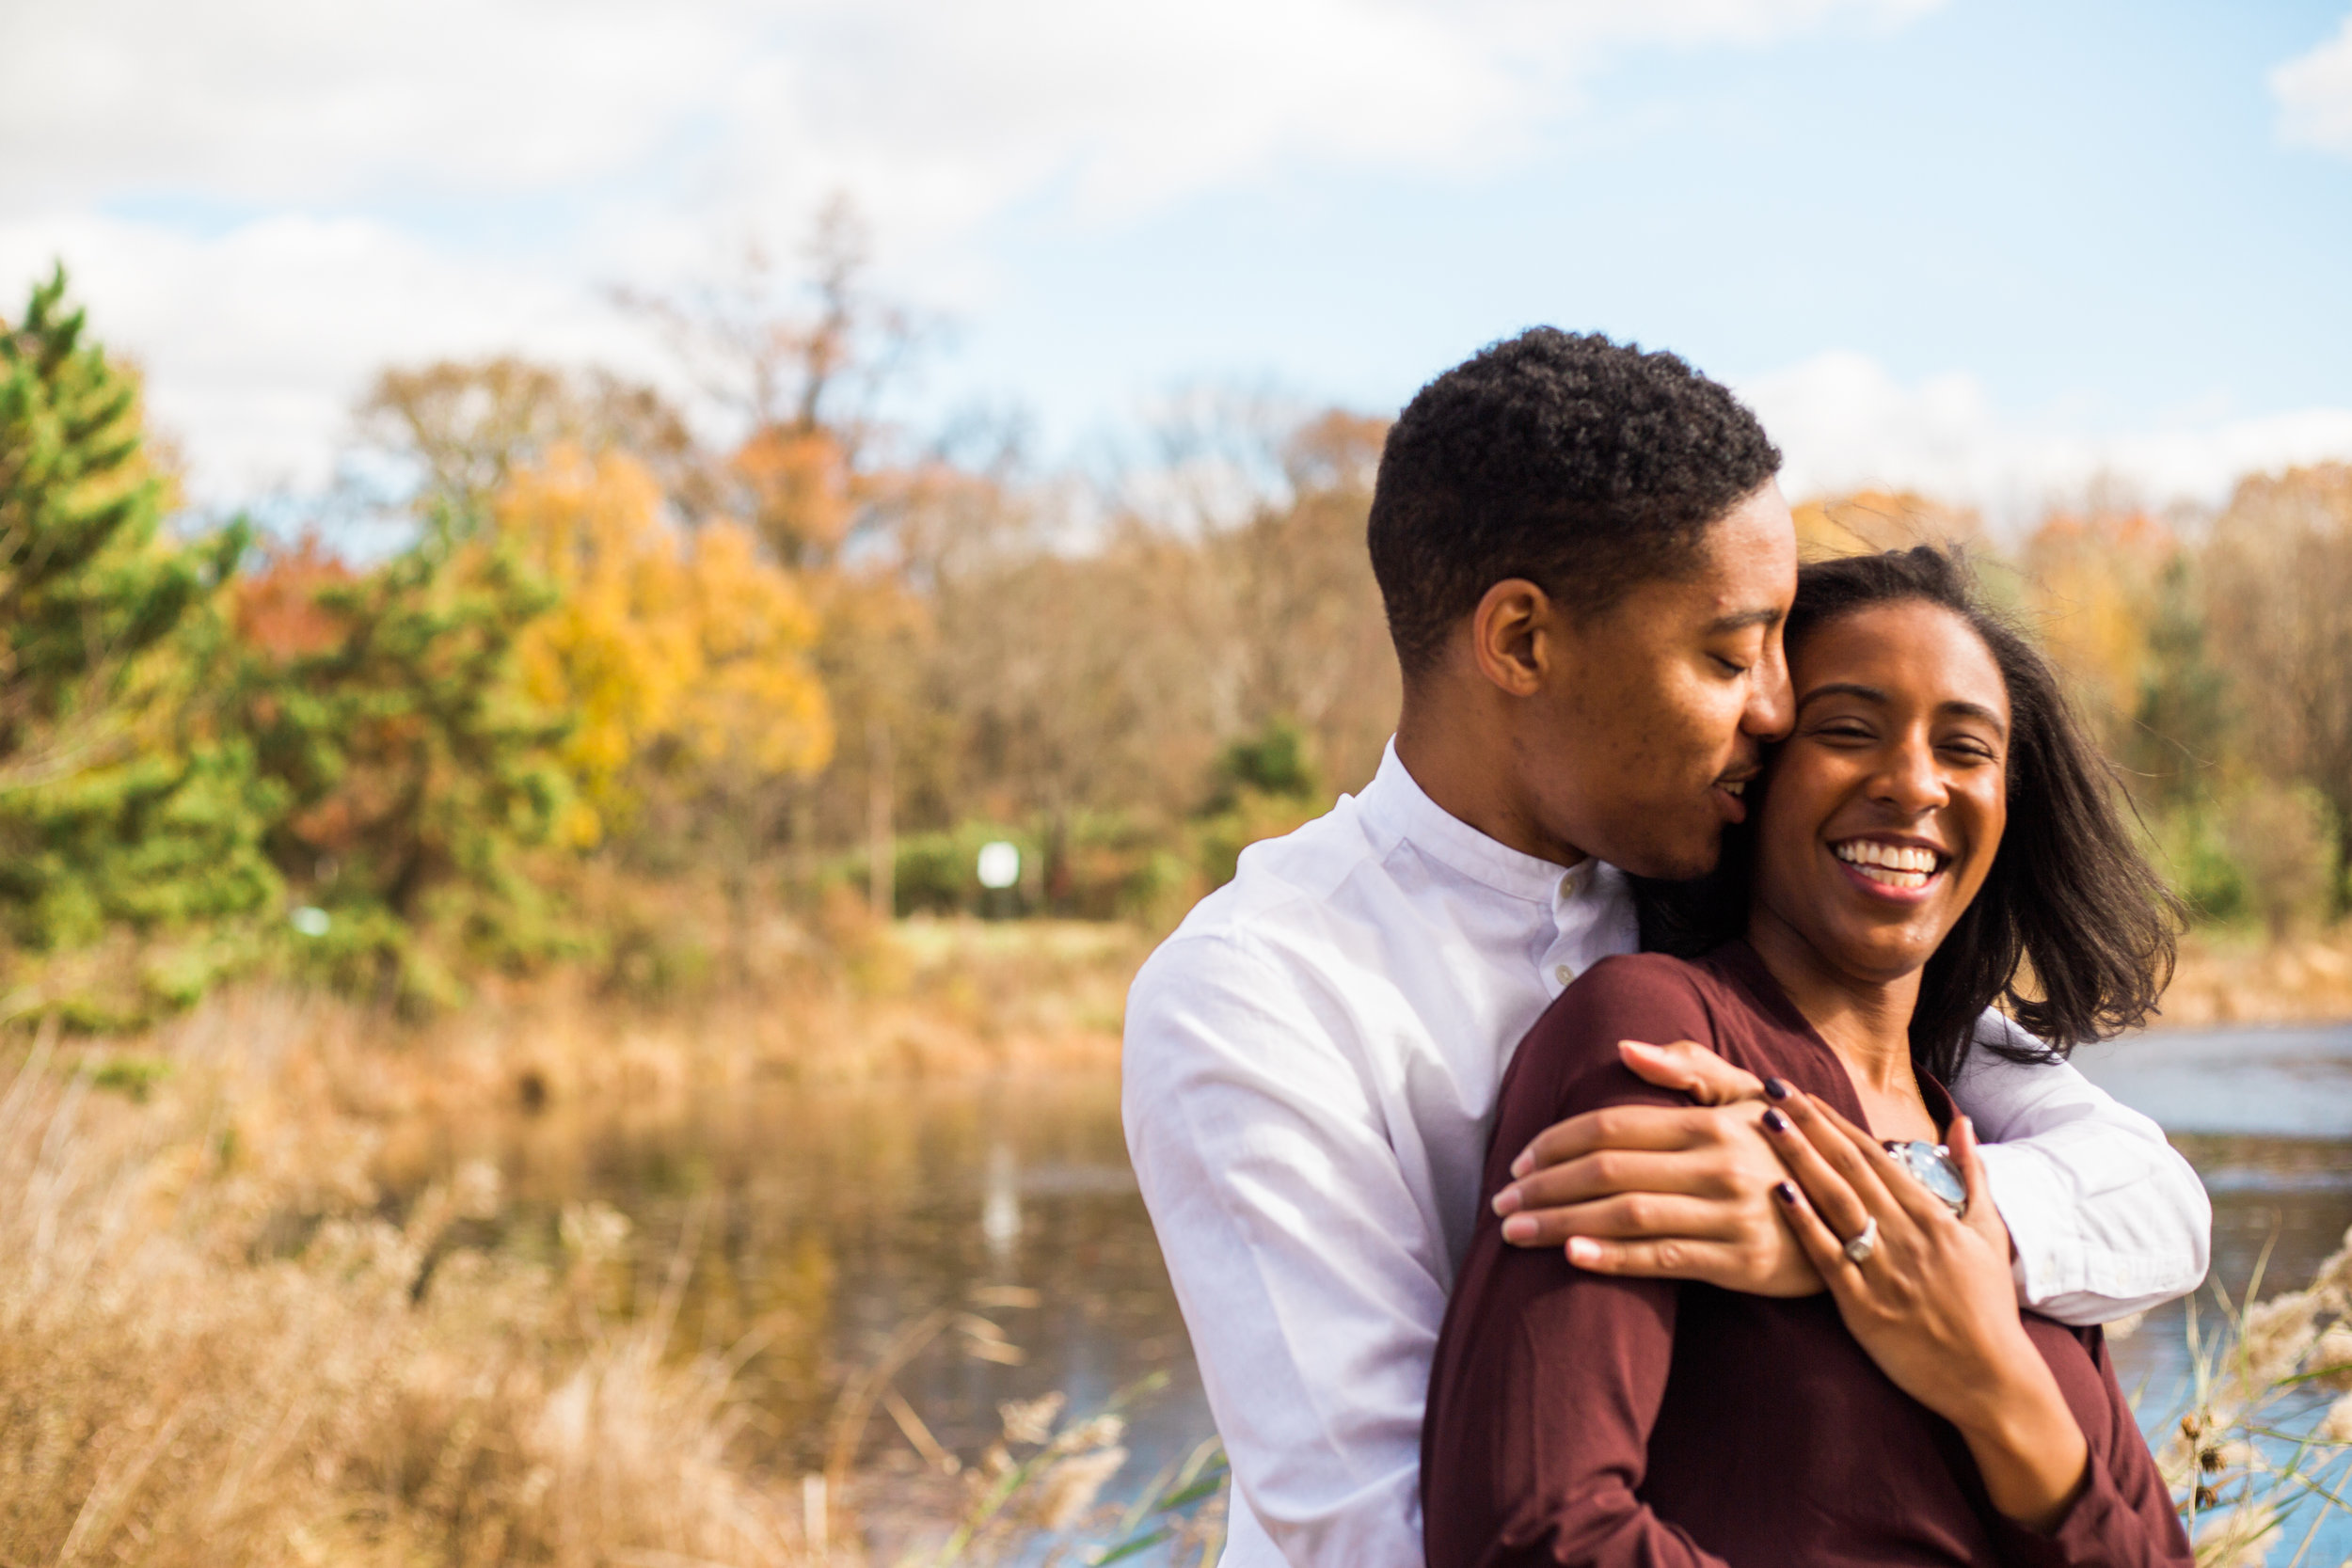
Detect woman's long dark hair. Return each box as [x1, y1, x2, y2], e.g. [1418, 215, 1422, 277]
[1634, 546, 2183, 1083]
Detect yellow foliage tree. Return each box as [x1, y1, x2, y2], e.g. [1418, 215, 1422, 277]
[1790, 490, 1982, 560]
[493, 446, 834, 844]
[2019, 508, 2176, 751]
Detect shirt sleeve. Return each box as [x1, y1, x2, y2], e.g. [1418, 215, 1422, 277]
[1120, 931, 1451, 1568]
[1422, 959, 1728, 1568]
[1953, 1010, 2212, 1326]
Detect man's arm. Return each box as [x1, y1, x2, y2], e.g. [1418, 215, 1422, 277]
[1121, 934, 1438, 1568]
[1955, 1012, 2212, 1325]
[1492, 1023, 2210, 1324]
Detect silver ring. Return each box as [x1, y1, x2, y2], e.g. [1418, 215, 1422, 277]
[1843, 1215, 1880, 1265]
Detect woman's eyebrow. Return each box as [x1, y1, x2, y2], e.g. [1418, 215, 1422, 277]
[1798, 682, 2010, 736]
[1796, 681, 1883, 709]
[1938, 699, 2009, 735]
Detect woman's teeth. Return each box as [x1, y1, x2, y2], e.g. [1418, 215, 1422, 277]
[1833, 840, 1941, 890]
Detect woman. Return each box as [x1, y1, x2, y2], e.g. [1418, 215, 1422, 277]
[1422, 546, 2193, 1566]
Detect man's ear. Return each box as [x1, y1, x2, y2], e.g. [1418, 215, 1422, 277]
[1469, 578, 1557, 698]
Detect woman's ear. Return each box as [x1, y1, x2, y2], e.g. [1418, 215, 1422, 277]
[1469, 578, 1556, 697]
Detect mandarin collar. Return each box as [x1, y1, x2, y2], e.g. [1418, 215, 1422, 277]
[1356, 738, 1602, 911]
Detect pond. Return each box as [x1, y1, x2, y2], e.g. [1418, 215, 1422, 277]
[445, 1017, 2352, 1549]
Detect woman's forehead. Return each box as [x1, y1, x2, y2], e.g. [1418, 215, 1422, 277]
[1792, 601, 2010, 719]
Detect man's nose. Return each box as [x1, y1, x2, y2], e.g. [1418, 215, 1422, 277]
[1742, 641, 1794, 741]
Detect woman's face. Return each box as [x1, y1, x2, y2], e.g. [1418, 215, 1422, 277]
[1751, 599, 2010, 987]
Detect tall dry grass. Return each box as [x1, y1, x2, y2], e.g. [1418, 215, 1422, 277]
[0, 996, 804, 1567]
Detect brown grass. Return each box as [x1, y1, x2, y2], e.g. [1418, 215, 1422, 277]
[0, 995, 807, 1566]
[2156, 927, 2352, 1028]
[0, 912, 1152, 1567]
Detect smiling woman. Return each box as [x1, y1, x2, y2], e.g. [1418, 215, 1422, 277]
[1636, 546, 2183, 1084]
[1424, 545, 2195, 1566]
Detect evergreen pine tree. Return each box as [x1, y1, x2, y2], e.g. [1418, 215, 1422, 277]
[0, 267, 281, 988]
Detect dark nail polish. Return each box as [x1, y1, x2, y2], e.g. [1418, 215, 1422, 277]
[1763, 1107, 1790, 1134]
[1764, 1077, 1791, 1101]
[1774, 1180, 1799, 1204]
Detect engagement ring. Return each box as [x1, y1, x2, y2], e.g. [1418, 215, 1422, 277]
[1842, 1215, 1880, 1265]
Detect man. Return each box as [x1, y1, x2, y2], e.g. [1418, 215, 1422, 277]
[1121, 330, 2209, 1568]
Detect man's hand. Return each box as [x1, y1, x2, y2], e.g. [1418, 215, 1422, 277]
[1488, 1038, 1826, 1297]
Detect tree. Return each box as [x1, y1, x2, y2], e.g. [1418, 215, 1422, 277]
[2202, 463, 2352, 911]
[358, 357, 714, 516]
[490, 445, 834, 845]
[2122, 552, 2232, 810]
[0, 268, 280, 971]
[232, 514, 574, 1006]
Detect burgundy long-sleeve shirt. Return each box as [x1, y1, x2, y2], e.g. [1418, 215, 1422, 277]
[1423, 942, 2191, 1568]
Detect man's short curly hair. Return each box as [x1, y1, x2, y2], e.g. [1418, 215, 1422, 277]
[1367, 328, 1782, 677]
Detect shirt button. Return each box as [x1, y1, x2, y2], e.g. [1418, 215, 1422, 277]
[1552, 963, 1576, 986]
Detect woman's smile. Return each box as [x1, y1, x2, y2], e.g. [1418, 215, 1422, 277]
[1827, 835, 1951, 899]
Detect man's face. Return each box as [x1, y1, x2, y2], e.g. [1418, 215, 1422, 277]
[1518, 483, 1799, 879]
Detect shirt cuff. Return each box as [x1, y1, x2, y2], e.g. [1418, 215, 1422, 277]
[1973, 1139, 2076, 1308]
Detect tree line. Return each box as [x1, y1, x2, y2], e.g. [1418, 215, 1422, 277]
[4, 246, 2347, 1023]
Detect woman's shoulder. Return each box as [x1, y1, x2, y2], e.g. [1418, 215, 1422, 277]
[1561, 951, 1724, 1030]
[1506, 953, 1724, 1112]
[1515, 945, 1799, 1092]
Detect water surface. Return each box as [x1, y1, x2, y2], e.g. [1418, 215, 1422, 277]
[452, 1017, 2352, 1544]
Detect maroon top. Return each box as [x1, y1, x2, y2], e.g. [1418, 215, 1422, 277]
[1423, 942, 2190, 1568]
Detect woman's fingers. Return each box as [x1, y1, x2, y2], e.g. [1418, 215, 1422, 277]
[1778, 1090, 1910, 1241]
[1947, 1115, 2013, 1257]
[1771, 1177, 1858, 1287]
[1805, 1095, 1953, 1234]
[1614, 1038, 1766, 1107]
[1758, 1090, 1875, 1245]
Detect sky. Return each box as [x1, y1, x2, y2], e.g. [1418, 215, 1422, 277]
[2, 0, 2349, 523]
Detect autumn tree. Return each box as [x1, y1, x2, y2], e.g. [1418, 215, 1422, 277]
[490, 445, 833, 846]
[2017, 506, 2178, 761]
[2202, 463, 2352, 910]
[360, 357, 714, 515]
[1791, 490, 1983, 561]
[231, 515, 573, 1006]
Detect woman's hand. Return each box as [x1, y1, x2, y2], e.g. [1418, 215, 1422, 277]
[1761, 1087, 2090, 1534]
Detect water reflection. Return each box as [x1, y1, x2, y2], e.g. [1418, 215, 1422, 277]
[412, 1016, 2352, 1546]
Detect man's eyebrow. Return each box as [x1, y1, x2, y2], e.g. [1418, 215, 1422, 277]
[1705, 607, 1784, 634]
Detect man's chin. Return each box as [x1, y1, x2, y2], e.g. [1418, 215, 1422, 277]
[1600, 832, 1723, 884]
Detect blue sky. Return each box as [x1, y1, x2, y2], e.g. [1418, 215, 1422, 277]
[2, 0, 2347, 515]
[955, 1, 2349, 424]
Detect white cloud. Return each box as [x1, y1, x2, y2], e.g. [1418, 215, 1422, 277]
[0, 213, 669, 503]
[2272, 12, 2352, 155]
[0, 0, 1942, 224]
[1740, 351, 2352, 521]
[0, 0, 1942, 502]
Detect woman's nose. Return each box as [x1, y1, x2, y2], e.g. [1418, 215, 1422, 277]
[1870, 736, 1946, 813]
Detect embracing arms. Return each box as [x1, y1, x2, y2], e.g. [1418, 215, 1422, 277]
[1487, 1012, 2210, 1325]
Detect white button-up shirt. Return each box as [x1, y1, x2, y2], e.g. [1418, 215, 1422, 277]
[1122, 742, 2212, 1568]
